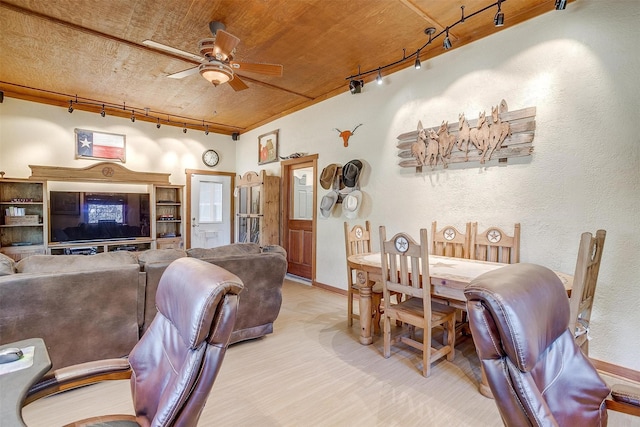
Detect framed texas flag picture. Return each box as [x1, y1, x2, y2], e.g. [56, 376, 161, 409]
[75, 128, 126, 162]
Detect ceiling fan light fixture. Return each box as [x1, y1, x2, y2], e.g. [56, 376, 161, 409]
[199, 61, 234, 86]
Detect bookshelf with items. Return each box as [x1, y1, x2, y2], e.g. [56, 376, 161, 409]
[236, 170, 280, 246]
[0, 178, 48, 261]
[152, 185, 184, 249]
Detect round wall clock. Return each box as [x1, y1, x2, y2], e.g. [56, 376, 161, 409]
[202, 149, 219, 167]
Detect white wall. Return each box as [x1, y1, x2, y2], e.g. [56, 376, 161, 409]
[0, 100, 237, 183]
[236, 1, 640, 370]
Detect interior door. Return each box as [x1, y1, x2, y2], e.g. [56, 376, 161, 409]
[188, 173, 233, 249]
[281, 156, 317, 280]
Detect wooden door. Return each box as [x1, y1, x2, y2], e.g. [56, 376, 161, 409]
[281, 155, 317, 280]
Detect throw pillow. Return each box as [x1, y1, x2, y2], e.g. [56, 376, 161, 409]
[0, 252, 16, 275]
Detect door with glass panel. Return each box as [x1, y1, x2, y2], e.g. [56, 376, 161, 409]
[189, 173, 232, 248]
[282, 155, 317, 280]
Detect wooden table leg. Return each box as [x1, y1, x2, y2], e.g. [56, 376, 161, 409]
[357, 271, 373, 345]
[479, 365, 494, 399]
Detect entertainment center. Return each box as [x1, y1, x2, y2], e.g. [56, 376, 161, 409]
[0, 163, 184, 261]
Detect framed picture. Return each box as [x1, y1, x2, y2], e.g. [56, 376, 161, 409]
[258, 129, 279, 165]
[75, 128, 126, 162]
[51, 192, 80, 215]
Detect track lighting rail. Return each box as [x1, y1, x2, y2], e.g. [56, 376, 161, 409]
[0, 81, 241, 135]
[345, 1, 509, 84]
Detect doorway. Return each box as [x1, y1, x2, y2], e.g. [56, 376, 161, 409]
[185, 169, 235, 249]
[281, 155, 318, 281]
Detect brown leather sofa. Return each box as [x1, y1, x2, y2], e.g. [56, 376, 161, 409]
[0, 243, 287, 370]
[0, 251, 144, 370]
[140, 243, 287, 344]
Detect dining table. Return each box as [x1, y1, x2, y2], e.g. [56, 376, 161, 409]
[346, 252, 573, 397]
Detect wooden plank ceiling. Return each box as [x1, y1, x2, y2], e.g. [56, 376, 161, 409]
[0, 0, 562, 135]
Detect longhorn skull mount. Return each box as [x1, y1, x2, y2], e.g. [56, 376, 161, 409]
[334, 124, 363, 147]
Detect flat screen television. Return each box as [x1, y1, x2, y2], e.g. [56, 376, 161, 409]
[49, 191, 150, 243]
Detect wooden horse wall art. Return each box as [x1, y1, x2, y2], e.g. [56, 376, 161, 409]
[334, 124, 363, 147]
[397, 99, 535, 172]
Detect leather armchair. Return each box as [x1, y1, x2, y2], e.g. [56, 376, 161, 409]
[465, 263, 639, 426]
[25, 257, 243, 426]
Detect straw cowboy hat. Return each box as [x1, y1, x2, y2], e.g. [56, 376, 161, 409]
[342, 160, 363, 188]
[319, 191, 339, 219]
[342, 190, 362, 219]
[319, 163, 339, 190]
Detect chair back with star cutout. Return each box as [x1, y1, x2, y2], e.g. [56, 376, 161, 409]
[430, 221, 471, 259]
[470, 222, 520, 264]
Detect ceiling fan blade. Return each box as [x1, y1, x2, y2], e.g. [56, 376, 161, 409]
[167, 66, 200, 79]
[230, 61, 283, 77]
[228, 76, 249, 91]
[142, 40, 203, 62]
[214, 29, 240, 57]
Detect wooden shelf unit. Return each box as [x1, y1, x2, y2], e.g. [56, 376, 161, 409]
[0, 178, 48, 261]
[236, 171, 280, 246]
[152, 185, 184, 249]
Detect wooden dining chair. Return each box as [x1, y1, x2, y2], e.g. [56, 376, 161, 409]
[470, 222, 520, 264]
[430, 221, 471, 259]
[379, 226, 456, 377]
[344, 221, 383, 333]
[569, 229, 606, 356]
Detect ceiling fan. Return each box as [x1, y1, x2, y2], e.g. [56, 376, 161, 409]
[143, 21, 283, 91]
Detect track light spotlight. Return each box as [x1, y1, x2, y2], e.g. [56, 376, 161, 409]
[156, 119, 161, 129]
[349, 79, 364, 94]
[376, 68, 383, 85]
[183, 125, 187, 134]
[555, 0, 567, 10]
[494, 0, 504, 26]
[415, 50, 421, 69]
[205, 125, 209, 135]
[100, 104, 106, 117]
[443, 27, 452, 50]
[68, 101, 74, 113]
[130, 111, 135, 122]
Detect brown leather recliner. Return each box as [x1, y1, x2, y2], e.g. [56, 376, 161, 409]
[465, 263, 611, 426]
[25, 257, 243, 426]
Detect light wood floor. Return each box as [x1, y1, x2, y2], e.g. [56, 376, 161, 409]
[22, 278, 640, 426]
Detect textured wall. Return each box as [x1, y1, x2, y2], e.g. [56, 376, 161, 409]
[0, 100, 235, 183]
[235, 1, 640, 370]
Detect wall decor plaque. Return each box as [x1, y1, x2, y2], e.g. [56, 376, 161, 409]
[397, 100, 536, 172]
[75, 128, 126, 162]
